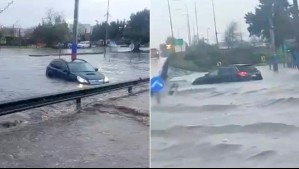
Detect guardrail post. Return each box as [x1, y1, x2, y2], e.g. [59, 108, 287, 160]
[76, 98, 81, 110]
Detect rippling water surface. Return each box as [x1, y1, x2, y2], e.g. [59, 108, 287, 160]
[151, 59, 299, 168]
[0, 48, 149, 102]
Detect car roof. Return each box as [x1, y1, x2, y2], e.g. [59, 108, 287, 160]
[219, 66, 237, 69]
[69, 59, 88, 63]
[51, 59, 67, 63]
[233, 64, 253, 67]
[51, 59, 88, 64]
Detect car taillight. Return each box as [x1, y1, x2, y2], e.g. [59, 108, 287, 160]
[238, 71, 248, 77]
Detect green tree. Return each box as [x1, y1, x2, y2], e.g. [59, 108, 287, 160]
[109, 20, 126, 40]
[91, 9, 149, 48]
[166, 36, 175, 45]
[91, 22, 107, 42]
[245, 0, 294, 47]
[32, 9, 70, 47]
[185, 41, 222, 69]
[126, 9, 149, 44]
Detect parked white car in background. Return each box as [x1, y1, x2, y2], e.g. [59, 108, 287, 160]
[77, 41, 91, 48]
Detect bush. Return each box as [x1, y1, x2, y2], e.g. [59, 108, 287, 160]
[169, 42, 271, 72]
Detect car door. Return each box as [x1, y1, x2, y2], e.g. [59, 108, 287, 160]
[53, 61, 67, 79]
[206, 69, 219, 83]
[49, 60, 63, 78]
[218, 67, 238, 82]
[60, 62, 71, 80]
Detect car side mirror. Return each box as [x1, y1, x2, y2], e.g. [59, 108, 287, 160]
[63, 70, 69, 74]
[95, 68, 99, 72]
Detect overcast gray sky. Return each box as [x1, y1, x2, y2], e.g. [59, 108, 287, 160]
[151, 0, 262, 48]
[0, 0, 150, 28]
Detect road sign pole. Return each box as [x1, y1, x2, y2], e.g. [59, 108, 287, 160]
[72, 0, 79, 61]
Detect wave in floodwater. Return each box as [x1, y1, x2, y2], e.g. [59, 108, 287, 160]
[152, 122, 299, 137]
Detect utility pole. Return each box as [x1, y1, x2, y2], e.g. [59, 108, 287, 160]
[294, 0, 299, 40]
[104, 0, 110, 59]
[207, 28, 210, 44]
[12, 24, 14, 37]
[212, 0, 219, 47]
[192, 22, 196, 44]
[194, 0, 200, 43]
[71, 0, 79, 61]
[18, 26, 21, 47]
[269, 3, 278, 72]
[294, 0, 299, 24]
[186, 8, 191, 46]
[292, 0, 299, 69]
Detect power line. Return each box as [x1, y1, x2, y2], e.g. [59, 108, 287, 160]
[0, 1, 14, 14]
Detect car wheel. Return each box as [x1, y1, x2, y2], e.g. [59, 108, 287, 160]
[46, 70, 54, 78]
[230, 76, 238, 82]
[257, 75, 263, 80]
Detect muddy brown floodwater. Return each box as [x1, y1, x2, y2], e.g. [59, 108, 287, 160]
[0, 86, 149, 168]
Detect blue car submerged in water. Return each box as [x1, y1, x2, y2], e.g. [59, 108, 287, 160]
[46, 59, 109, 85]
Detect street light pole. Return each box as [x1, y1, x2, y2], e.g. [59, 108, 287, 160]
[72, 0, 79, 61]
[104, 0, 110, 59]
[212, 0, 219, 47]
[194, 0, 200, 43]
[173, 0, 191, 46]
[167, 0, 175, 43]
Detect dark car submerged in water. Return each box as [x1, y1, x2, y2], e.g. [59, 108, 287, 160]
[192, 64, 263, 85]
[46, 59, 109, 85]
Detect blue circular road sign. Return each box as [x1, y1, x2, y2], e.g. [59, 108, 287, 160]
[151, 76, 165, 93]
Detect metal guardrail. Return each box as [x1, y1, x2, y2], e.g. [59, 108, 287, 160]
[0, 77, 149, 116]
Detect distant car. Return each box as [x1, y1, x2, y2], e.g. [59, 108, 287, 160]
[46, 59, 109, 85]
[53, 43, 64, 49]
[67, 43, 72, 48]
[77, 41, 91, 48]
[192, 65, 262, 85]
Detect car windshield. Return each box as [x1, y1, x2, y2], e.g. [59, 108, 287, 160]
[67, 62, 95, 72]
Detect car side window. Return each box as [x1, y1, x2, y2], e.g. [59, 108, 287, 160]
[219, 68, 236, 75]
[51, 61, 61, 69]
[61, 62, 68, 72]
[209, 70, 218, 76]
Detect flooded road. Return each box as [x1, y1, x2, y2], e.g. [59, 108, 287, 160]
[0, 90, 149, 168]
[0, 48, 149, 102]
[151, 60, 299, 168]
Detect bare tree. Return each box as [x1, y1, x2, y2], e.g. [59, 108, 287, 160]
[224, 21, 238, 48]
[44, 8, 64, 25]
